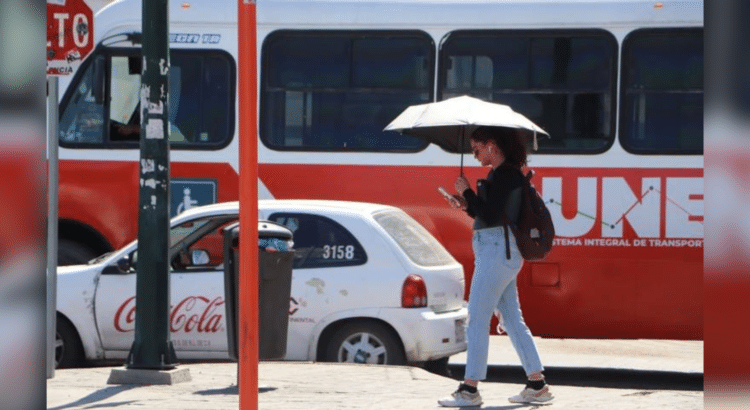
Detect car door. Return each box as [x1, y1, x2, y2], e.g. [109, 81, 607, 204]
[94, 215, 237, 358]
[267, 212, 369, 361]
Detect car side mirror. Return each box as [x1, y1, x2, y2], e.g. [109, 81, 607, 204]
[117, 257, 131, 272]
[102, 257, 131, 275]
[130, 251, 138, 270]
[191, 249, 210, 266]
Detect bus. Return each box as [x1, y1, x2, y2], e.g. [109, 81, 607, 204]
[55, 0, 703, 340]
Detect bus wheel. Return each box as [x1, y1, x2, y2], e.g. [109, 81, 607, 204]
[324, 321, 405, 365]
[56, 315, 84, 368]
[58, 239, 98, 266]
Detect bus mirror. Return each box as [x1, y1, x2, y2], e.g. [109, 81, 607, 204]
[92, 56, 106, 105]
[128, 55, 141, 75]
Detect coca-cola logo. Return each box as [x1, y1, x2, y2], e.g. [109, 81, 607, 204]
[114, 295, 225, 333]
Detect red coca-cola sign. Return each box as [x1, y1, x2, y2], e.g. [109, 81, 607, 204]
[114, 296, 225, 333]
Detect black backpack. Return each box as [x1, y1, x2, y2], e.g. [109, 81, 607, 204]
[501, 170, 555, 261]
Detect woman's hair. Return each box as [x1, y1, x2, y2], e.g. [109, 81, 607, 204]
[471, 126, 528, 168]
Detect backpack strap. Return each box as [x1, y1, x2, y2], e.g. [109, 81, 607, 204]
[499, 169, 533, 260]
[500, 198, 513, 261]
[502, 223, 511, 260]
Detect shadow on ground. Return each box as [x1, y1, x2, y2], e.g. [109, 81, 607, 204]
[194, 385, 278, 396]
[440, 364, 703, 392]
[47, 385, 139, 410]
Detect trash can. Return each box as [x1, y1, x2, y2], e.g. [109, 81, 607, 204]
[224, 220, 295, 361]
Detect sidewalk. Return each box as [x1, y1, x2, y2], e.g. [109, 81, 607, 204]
[449, 336, 703, 373]
[47, 338, 703, 410]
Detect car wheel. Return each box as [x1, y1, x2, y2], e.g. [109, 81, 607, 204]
[423, 357, 452, 377]
[324, 321, 405, 365]
[58, 239, 98, 266]
[56, 315, 84, 368]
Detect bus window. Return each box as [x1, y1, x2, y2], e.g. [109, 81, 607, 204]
[439, 30, 617, 153]
[108, 55, 141, 142]
[59, 54, 106, 145]
[260, 31, 432, 152]
[621, 28, 703, 155]
[59, 49, 235, 150]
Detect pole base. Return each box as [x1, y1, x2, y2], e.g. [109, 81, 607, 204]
[126, 339, 179, 370]
[107, 367, 192, 385]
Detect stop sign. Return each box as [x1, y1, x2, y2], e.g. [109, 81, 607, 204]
[47, 0, 94, 76]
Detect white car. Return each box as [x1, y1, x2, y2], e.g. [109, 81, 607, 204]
[56, 200, 467, 368]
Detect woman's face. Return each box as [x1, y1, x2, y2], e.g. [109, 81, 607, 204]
[470, 139, 502, 167]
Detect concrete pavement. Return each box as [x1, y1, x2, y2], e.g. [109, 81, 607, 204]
[449, 337, 703, 373]
[47, 337, 703, 409]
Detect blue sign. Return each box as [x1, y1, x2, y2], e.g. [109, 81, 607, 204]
[170, 179, 217, 217]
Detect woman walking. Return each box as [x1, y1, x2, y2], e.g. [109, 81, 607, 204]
[438, 126, 553, 407]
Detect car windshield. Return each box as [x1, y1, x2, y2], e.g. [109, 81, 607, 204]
[373, 210, 455, 267]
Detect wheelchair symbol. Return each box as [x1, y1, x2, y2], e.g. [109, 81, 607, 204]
[175, 187, 199, 214]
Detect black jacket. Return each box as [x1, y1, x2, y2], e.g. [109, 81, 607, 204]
[462, 164, 524, 229]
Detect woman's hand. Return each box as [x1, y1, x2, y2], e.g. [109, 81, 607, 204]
[450, 195, 467, 210]
[454, 176, 470, 194]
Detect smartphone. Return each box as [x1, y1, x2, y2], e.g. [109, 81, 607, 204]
[437, 186, 453, 200]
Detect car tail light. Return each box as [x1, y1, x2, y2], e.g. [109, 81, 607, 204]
[402, 274, 427, 308]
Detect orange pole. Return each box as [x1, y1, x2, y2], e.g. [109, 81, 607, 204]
[237, 0, 258, 409]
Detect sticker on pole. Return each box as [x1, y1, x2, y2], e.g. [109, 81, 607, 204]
[46, 0, 94, 76]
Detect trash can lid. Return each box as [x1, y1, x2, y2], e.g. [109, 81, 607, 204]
[224, 220, 293, 241]
[259, 220, 293, 240]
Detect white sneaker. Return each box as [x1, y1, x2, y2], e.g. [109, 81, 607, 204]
[438, 389, 483, 407]
[508, 385, 554, 403]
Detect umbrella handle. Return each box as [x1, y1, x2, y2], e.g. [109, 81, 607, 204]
[460, 126, 465, 176]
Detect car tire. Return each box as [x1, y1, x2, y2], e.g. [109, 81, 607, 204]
[324, 321, 405, 365]
[58, 239, 99, 266]
[422, 357, 452, 377]
[56, 315, 84, 368]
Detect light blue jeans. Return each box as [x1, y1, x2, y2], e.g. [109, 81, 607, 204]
[464, 226, 544, 381]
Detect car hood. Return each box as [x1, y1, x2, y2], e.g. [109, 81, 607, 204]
[57, 264, 102, 276]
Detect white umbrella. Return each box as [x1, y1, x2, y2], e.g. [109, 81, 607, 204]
[384, 95, 548, 172]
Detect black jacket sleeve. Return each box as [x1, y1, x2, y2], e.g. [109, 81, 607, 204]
[461, 166, 523, 227]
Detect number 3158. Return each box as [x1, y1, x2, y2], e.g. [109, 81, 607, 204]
[322, 245, 355, 260]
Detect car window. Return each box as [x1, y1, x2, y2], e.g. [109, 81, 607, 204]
[170, 218, 214, 247]
[169, 216, 237, 272]
[268, 213, 366, 269]
[184, 219, 238, 268]
[373, 210, 455, 267]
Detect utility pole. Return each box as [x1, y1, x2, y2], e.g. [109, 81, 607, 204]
[127, 0, 177, 370]
[238, 0, 259, 407]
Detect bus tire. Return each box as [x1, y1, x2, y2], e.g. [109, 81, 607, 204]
[58, 239, 99, 266]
